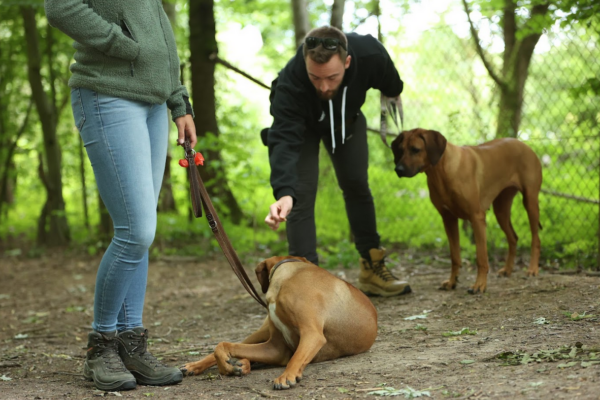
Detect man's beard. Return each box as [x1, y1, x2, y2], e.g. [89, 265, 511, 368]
[316, 87, 338, 101]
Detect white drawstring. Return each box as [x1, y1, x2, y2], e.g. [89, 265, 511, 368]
[329, 99, 335, 153]
[328, 86, 348, 154]
[341, 86, 348, 145]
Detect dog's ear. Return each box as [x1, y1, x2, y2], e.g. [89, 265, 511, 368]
[255, 261, 270, 294]
[422, 130, 447, 166]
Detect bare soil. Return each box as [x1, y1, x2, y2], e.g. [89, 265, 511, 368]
[1, 250, 599, 399]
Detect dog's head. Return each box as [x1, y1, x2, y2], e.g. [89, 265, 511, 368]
[255, 256, 312, 294]
[391, 128, 447, 178]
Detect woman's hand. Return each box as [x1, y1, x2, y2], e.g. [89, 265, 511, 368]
[175, 114, 197, 148]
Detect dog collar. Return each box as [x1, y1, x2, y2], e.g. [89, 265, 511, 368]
[269, 259, 302, 282]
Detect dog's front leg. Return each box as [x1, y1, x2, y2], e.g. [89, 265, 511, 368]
[213, 327, 292, 377]
[469, 213, 489, 294]
[273, 328, 327, 390]
[440, 213, 460, 290]
[182, 317, 272, 377]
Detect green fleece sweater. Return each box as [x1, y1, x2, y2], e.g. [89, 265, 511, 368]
[45, 0, 191, 120]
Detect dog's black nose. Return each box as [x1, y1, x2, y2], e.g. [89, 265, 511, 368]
[395, 164, 406, 177]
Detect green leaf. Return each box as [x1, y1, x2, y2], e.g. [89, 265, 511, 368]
[581, 361, 600, 368]
[460, 360, 475, 365]
[442, 327, 477, 337]
[557, 361, 578, 369]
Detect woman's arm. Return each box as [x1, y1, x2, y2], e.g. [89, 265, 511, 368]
[44, 0, 139, 61]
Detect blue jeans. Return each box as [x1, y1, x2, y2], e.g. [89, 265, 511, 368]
[71, 88, 168, 333]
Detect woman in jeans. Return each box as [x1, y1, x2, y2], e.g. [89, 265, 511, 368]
[45, 0, 196, 391]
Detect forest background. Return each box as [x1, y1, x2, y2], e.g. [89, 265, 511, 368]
[0, 0, 598, 271]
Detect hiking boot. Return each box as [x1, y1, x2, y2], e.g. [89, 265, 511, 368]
[117, 327, 183, 386]
[358, 248, 412, 297]
[83, 331, 137, 391]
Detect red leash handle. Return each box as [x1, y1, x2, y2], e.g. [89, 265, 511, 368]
[181, 140, 204, 218]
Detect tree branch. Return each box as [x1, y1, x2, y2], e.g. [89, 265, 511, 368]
[461, 0, 506, 90]
[209, 53, 270, 90]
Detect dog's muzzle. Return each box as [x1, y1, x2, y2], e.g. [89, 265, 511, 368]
[395, 164, 407, 178]
[395, 164, 418, 178]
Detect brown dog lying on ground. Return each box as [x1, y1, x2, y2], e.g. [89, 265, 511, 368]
[181, 256, 377, 390]
[391, 129, 542, 294]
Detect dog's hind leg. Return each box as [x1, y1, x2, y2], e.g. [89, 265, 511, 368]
[181, 317, 271, 377]
[522, 189, 541, 277]
[493, 187, 519, 277]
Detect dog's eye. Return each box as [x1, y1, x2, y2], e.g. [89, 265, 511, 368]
[410, 147, 420, 154]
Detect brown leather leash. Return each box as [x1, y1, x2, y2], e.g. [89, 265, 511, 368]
[181, 140, 268, 309]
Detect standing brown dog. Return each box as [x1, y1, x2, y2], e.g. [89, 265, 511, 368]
[391, 129, 542, 293]
[181, 256, 377, 389]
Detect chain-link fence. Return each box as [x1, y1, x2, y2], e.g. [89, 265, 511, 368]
[312, 16, 599, 269]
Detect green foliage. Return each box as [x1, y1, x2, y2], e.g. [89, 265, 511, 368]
[0, 0, 596, 271]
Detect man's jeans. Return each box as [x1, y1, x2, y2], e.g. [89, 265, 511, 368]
[71, 88, 168, 333]
[286, 112, 380, 265]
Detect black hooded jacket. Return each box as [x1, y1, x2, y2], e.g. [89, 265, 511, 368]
[265, 33, 403, 201]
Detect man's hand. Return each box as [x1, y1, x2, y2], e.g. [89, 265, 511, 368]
[175, 114, 197, 148]
[265, 196, 293, 231]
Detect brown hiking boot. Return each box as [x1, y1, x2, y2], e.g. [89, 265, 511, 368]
[358, 248, 411, 297]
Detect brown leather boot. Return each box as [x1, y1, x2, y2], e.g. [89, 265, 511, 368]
[358, 248, 411, 297]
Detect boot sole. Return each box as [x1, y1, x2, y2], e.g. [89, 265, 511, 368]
[358, 283, 412, 297]
[131, 370, 183, 386]
[83, 363, 137, 391]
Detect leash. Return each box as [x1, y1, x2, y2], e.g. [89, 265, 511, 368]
[180, 140, 268, 309]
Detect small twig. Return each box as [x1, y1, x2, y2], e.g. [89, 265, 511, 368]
[155, 347, 211, 357]
[51, 371, 83, 377]
[16, 326, 48, 334]
[250, 388, 282, 398]
[14, 334, 59, 340]
[0, 362, 21, 368]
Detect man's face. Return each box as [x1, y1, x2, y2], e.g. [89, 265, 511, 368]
[306, 54, 351, 101]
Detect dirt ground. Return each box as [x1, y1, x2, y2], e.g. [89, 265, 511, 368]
[1, 249, 599, 399]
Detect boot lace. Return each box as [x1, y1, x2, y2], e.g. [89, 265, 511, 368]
[372, 259, 399, 282]
[124, 330, 166, 369]
[94, 337, 129, 372]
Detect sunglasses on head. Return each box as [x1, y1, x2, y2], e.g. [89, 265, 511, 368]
[304, 37, 347, 51]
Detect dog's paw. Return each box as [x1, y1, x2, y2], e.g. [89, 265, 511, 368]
[273, 373, 302, 390]
[439, 280, 457, 290]
[497, 268, 512, 277]
[226, 357, 251, 376]
[526, 269, 539, 277]
[467, 284, 486, 294]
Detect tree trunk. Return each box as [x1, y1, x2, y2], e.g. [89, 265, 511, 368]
[158, 0, 177, 213]
[495, 1, 547, 138]
[291, 0, 310, 49]
[189, 0, 243, 223]
[21, 6, 70, 246]
[330, 0, 345, 30]
[462, 0, 549, 138]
